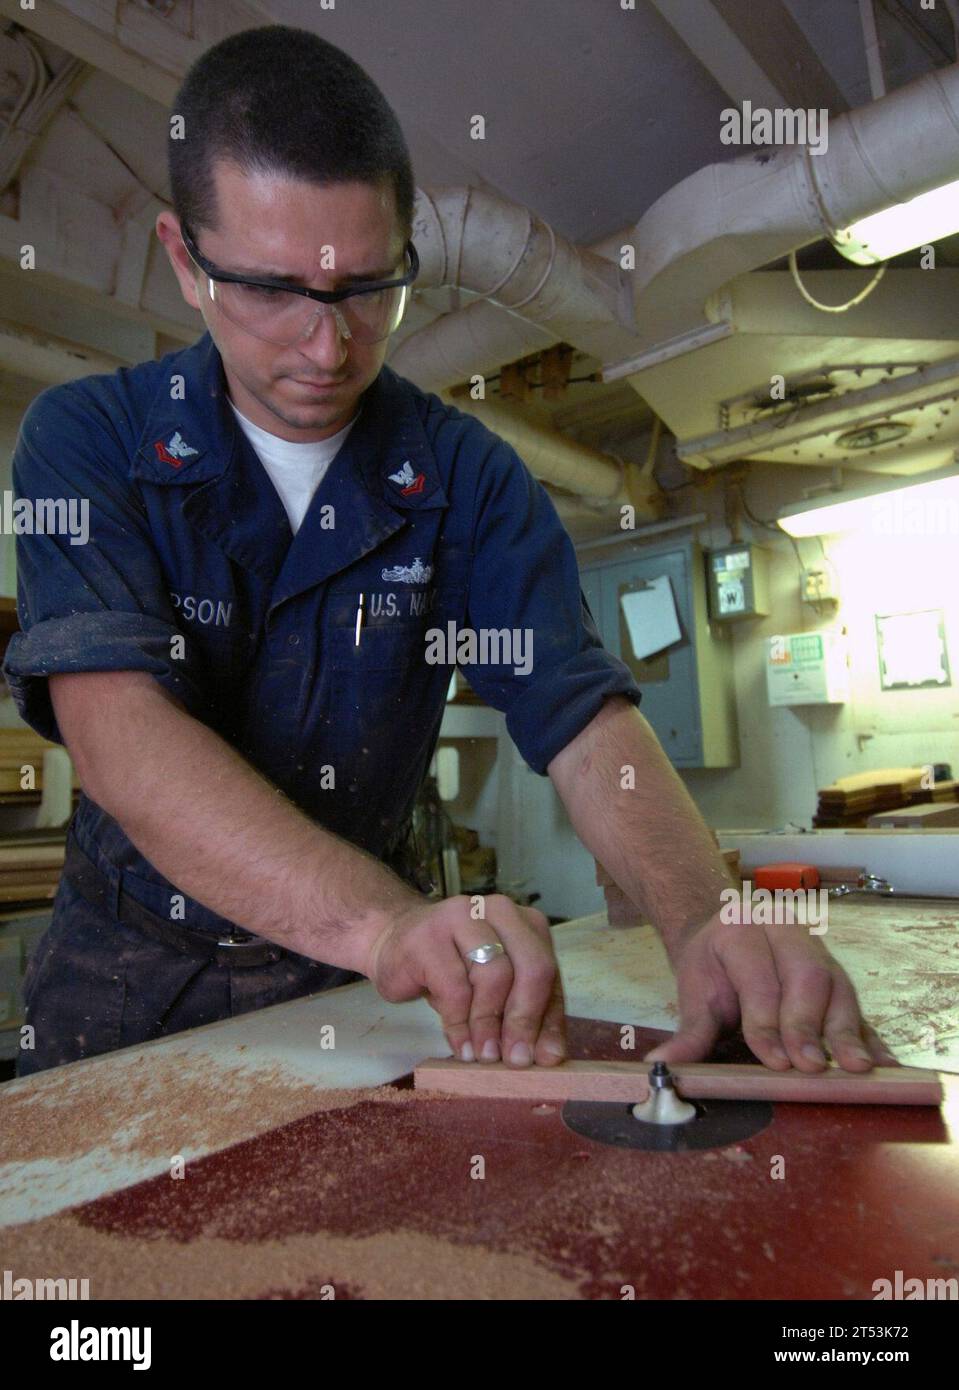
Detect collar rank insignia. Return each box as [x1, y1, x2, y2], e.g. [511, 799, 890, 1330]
[387, 459, 426, 496]
[154, 430, 200, 469]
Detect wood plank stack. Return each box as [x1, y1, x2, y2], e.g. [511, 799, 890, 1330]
[926, 779, 959, 802]
[813, 767, 957, 828]
[0, 727, 80, 800]
[867, 803, 959, 829]
[0, 835, 65, 906]
[0, 728, 74, 905]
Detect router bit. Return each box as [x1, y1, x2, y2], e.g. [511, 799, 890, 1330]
[631, 1060, 697, 1126]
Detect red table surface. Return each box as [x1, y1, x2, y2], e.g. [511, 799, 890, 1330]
[9, 1018, 951, 1300]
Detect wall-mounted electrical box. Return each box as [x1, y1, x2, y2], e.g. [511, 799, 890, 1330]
[766, 630, 850, 706]
[801, 562, 840, 605]
[581, 537, 739, 768]
[706, 544, 770, 622]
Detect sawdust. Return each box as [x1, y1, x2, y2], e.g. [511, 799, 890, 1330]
[825, 900, 959, 1062]
[868, 967, 959, 1054]
[1, 1076, 935, 1299]
[0, 1210, 581, 1301]
[4, 1005, 950, 1299]
[0, 1048, 450, 1167]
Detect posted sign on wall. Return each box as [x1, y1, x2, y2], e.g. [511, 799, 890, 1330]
[766, 631, 850, 706]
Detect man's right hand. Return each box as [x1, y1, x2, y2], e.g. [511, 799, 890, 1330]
[47, 673, 567, 1063]
[363, 893, 567, 1068]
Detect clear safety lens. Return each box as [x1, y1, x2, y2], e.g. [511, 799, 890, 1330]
[209, 278, 409, 345]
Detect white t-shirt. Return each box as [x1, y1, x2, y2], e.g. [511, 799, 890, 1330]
[229, 400, 359, 533]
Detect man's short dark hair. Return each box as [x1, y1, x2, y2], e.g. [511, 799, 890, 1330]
[168, 25, 415, 240]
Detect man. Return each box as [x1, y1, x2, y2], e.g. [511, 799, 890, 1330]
[5, 26, 892, 1080]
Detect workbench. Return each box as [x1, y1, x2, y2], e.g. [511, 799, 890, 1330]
[1, 895, 956, 1300]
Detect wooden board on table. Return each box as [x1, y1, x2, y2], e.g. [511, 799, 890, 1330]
[414, 1058, 944, 1106]
[821, 767, 926, 796]
[867, 802, 959, 829]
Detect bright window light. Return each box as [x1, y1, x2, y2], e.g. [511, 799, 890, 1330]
[832, 178, 959, 266]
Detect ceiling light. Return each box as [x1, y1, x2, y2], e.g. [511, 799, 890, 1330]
[832, 178, 959, 266]
[777, 466, 959, 538]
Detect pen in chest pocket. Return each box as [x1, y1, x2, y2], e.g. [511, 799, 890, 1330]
[354, 592, 364, 646]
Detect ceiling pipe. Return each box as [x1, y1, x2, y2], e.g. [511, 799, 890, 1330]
[443, 392, 626, 501]
[624, 62, 959, 359]
[392, 66, 959, 499]
[438, 389, 665, 523]
[409, 186, 635, 351]
[390, 199, 641, 394]
[392, 189, 650, 509]
[394, 66, 959, 412]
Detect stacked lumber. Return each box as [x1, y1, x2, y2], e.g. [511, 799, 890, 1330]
[867, 803, 959, 829]
[0, 835, 65, 906]
[926, 779, 959, 802]
[813, 767, 941, 827]
[0, 727, 79, 799]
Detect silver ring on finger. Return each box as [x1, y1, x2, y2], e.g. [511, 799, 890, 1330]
[465, 942, 507, 966]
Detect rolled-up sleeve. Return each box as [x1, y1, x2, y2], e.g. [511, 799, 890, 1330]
[460, 436, 642, 775]
[2, 384, 210, 743]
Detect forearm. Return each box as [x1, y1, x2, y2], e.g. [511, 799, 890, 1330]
[51, 672, 420, 969]
[548, 695, 731, 953]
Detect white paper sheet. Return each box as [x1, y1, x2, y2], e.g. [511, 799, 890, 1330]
[620, 576, 681, 661]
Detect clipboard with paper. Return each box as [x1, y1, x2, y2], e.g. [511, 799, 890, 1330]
[619, 576, 682, 662]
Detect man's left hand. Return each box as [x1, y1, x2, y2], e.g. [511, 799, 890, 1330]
[644, 912, 898, 1072]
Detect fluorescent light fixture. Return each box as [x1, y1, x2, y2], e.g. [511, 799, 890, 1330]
[832, 177, 959, 266]
[777, 466, 959, 538]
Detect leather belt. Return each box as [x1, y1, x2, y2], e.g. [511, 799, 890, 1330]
[62, 835, 283, 968]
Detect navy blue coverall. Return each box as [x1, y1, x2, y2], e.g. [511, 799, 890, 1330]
[3, 331, 641, 1074]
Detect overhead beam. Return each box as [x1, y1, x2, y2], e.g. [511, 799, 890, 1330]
[0, 0, 178, 106]
[114, 192, 166, 309]
[0, 214, 197, 347]
[0, 0, 273, 106]
[711, 0, 850, 112]
[0, 263, 157, 361]
[649, 0, 848, 114]
[0, 28, 86, 193]
[648, 0, 787, 109]
[0, 319, 127, 386]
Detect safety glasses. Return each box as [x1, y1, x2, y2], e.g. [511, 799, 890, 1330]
[180, 221, 419, 346]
